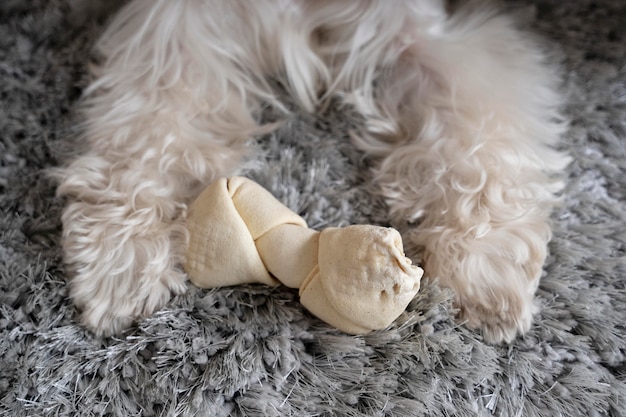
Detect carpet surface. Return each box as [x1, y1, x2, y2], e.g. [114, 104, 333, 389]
[1, 1, 625, 416]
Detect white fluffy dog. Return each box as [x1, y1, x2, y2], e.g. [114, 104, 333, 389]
[56, 0, 569, 343]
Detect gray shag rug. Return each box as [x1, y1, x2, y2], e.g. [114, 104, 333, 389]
[1, 1, 625, 416]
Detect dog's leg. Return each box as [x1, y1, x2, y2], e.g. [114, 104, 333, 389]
[347, 6, 569, 342]
[56, 0, 284, 336]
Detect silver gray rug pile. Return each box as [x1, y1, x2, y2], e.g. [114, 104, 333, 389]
[1, 1, 625, 416]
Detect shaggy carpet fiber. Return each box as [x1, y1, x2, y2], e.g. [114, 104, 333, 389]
[1, 1, 625, 416]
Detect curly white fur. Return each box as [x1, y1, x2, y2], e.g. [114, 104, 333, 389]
[56, 0, 569, 343]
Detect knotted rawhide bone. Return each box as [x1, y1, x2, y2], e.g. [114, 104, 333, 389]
[184, 176, 423, 334]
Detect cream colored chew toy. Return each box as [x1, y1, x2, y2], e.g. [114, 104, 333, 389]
[184, 176, 423, 334]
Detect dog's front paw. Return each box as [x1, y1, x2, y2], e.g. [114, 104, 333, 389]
[457, 287, 536, 344]
[418, 227, 546, 344]
[61, 197, 189, 336]
[75, 268, 187, 337]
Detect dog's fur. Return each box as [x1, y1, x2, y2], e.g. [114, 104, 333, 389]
[56, 0, 569, 343]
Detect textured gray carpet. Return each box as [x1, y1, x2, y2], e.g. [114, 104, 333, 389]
[1, 1, 625, 416]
